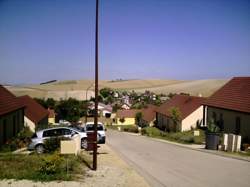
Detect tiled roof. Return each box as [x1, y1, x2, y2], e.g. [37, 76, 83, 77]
[18, 95, 49, 124]
[141, 104, 157, 122]
[0, 85, 24, 116]
[116, 109, 141, 118]
[203, 77, 250, 113]
[156, 94, 206, 119]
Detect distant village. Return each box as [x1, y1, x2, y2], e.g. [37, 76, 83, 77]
[0, 77, 250, 152]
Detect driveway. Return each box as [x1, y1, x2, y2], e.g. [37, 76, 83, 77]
[107, 130, 250, 187]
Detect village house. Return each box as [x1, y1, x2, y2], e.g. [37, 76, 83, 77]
[89, 102, 112, 117]
[156, 94, 206, 132]
[141, 104, 158, 127]
[115, 109, 140, 125]
[203, 77, 250, 144]
[48, 108, 56, 124]
[18, 95, 49, 132]
[0, 85, 25, 146]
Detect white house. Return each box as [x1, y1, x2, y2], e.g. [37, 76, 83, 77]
[18, 95, 48, 132]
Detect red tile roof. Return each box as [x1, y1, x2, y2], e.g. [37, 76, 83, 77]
[141, 104, 157, 122]
[116, 109, 141, 118]
[0, 85, 24, 116]
[156, 94, 206, 119]
[18, 95, 48, 124]
[203, 77, 250, 113]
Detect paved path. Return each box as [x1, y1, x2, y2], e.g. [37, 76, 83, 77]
[107, 130, 250, 187]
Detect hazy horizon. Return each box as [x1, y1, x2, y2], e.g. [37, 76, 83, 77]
[1, 0, 250, 84]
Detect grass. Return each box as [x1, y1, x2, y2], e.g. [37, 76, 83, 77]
[141, 127, 205, 144]
[0, 152, 85, 181]
[106, 125, 139, 133]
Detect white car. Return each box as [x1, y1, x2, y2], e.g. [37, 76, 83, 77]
[59, 120, 71, 126]
[83, 122, 106, 144]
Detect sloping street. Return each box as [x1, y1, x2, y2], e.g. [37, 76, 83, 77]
[107, 130, 250, 187]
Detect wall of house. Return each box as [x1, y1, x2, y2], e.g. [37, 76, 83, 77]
[207, 107, 250, 142]
[116, 117, 136, 125]
[24, 116, 35, 132]
[48, 117, 55, 124]
[37, 117, 48, 131]
[156, 113, 178, 131]
[25, 116, 48, 132]
[141, 119, 155, 127]
[0, 109, 24, 146]
[182, 106, 203, 131]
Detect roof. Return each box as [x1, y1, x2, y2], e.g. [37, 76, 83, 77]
[116, 109, 141, 118]
[156, 94, 206, 119]
[203, 77, 250, 113]
[18, 95, 49, 124]
[0, 85, 24, 116]
[141, 104, 157, 122]
[48, 108, 55, 118]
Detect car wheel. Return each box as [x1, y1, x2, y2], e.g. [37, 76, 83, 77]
[81, 138, 87, 149]
[35, 144, 45, 154]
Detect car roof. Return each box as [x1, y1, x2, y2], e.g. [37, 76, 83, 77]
[85, 122, 103, 125]
[36, 126, 80, 133]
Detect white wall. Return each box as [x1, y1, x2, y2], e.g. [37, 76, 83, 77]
[24, 116, 35, 132]
[181, 106, 204, 131]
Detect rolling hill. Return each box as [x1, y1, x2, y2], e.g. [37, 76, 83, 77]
[5, 79, 229, 100]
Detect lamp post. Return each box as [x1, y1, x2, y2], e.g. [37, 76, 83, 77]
[85, 83, 94, 123]
[93, 0, 99, 171]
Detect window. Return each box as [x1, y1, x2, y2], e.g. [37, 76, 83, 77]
[43, 129, 63, 137]
[235, 117, 241, 135]
[62, 128, 71, 135]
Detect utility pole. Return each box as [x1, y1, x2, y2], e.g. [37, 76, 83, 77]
[93, 0, 99, 171]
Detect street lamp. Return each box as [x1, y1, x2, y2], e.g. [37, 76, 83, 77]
[85, 83, 94, 123]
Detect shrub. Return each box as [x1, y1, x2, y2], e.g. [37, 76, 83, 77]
[38, 153, 64, 175]
[179, 135, 194, 143]
[44, 137, 70, 153]
[141, 127, 162, 137]
[122, 125, 139, 133]
[0, 126, 33, 152]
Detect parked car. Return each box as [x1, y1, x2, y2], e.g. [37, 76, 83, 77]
[83, 122, 106, 144]
[59, 119, 71, 126]
[28, 127, 87, 154]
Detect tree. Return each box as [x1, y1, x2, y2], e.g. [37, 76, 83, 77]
[100, 87, 112, 98]
[34, 98, 48, 108]
[169, 107, 181, 132]
[55, 98, 87, 122]
[135, 112, 143, 127]
[46, 98, 56, 108]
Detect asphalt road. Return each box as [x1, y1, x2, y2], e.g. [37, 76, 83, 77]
[107, 130, 250, 187]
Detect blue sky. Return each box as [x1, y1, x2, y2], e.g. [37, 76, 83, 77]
[0, 0, 249, 84]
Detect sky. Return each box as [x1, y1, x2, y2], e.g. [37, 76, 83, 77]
[0, 0, 250, 84]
